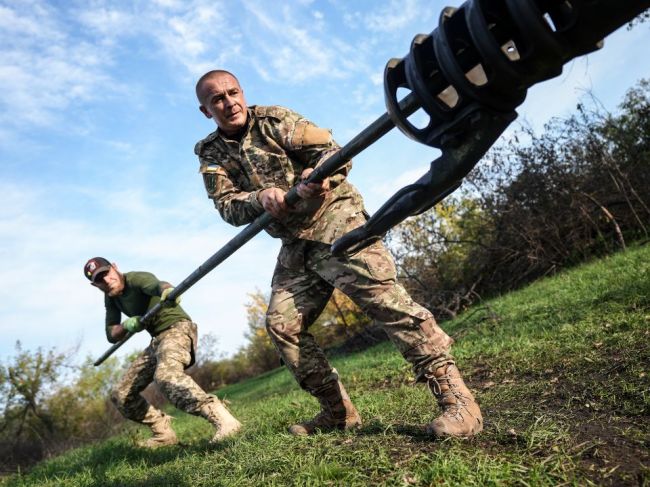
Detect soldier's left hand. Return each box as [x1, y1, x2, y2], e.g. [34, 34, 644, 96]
[161, 287, 181, 306]
[297, 168, 330, 199]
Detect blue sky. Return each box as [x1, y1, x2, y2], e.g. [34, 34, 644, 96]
[1, 0, 648, 366]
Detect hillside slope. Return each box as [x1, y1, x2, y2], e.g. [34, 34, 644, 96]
[4, 245, 648, 486]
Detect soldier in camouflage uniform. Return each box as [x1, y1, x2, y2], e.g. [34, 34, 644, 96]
[84, 257, 241, 447]
[193, 70, 483, 438]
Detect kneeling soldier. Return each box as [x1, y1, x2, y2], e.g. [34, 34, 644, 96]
[84, 257, 241, 447]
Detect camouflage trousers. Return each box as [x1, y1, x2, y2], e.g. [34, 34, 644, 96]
[111, 320, 213, 423]
[266, 240, 454, 397]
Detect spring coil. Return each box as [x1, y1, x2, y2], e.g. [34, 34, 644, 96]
[384, 0, 606, 148]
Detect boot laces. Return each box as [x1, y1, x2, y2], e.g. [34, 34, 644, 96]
[428, 370, 470, 421]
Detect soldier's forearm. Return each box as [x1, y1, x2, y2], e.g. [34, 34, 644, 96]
[216, 194, 265, 227]
[108, 323, 128, 342]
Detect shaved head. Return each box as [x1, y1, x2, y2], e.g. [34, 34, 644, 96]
[195, 69, 240, 104]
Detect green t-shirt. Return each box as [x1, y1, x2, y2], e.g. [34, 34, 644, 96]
[104, 271, 191, 341]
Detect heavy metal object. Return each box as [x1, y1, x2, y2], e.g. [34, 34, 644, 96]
[332, 0, 650, 253]
[95, 0, 649, 366]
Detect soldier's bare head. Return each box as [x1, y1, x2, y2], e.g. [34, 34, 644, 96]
[196, 70, 248, 136]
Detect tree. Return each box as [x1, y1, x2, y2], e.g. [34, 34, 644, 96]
[188, 332, 225, 393]
[388, 197, 490, 319]
[44, 356, 124, 448]
[242, 290, 280, 375]
[0, 341, 67, 442]
[0, 341, 69, 471]
[311, 289, 372, 344]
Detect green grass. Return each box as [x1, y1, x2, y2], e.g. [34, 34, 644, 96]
[3, 245, 649, 486]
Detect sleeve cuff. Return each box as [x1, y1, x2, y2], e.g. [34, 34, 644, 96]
[249, 190, 265, 213]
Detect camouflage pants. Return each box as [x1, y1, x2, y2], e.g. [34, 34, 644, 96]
[111, 320, 212, 423]
[266, 240, 454, 397]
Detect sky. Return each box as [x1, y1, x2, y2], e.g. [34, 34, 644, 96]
[1, 0, 648, 367]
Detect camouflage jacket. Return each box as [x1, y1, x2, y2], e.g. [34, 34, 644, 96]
[194, 105, 367, 245]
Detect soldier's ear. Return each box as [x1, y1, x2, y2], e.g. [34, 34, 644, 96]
[199, 106, 212, 119]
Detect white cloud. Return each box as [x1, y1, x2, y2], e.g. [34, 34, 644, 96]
[0, 1, 119, 132]
[364, 0, 423, 32]
[151, 0, 233, 76]
[75, 6, 136, 38]
[0, 2, 63, 41]
[152, 0, 185, 9]
[343, 0, 433, 33]
[0, 0, 386, 139]
[72, 0, 235, 78]
[242, 1, 349, 83]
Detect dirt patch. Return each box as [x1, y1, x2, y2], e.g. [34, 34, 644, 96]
[467, 356, 649, 486]
[573, 416, 649, 486]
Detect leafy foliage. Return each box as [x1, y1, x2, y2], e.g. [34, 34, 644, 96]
[0, 342, 67, 441]
[310, 289, 372, 346]
[0, 345, 126, 473]
[389, 79, 650, 317]
[44, 357, 124, 442]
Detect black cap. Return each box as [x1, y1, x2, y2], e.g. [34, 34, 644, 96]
[84, 257, 111, 282]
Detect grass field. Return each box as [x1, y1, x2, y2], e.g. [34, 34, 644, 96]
[3, 244, 648, 486]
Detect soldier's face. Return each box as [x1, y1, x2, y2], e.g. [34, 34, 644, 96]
[199, 74, 248, 136]
[92, 264, 125, 297]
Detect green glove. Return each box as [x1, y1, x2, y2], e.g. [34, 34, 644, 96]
[161, 287, 181, 306]
[122, 316, 143, 333]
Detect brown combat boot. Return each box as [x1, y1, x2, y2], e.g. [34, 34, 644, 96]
[426, 362, 483, 438]
[138, 408, 178, 448]
[199, 397, 242, 443]
[289, 380, 362, 436]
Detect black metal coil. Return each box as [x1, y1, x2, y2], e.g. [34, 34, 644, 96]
[383, 0, 626, 148]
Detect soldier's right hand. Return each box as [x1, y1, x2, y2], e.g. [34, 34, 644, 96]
[122, 316, 144, 333]
[161, 287, 181, 306]
[258, 187, 288, 219]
